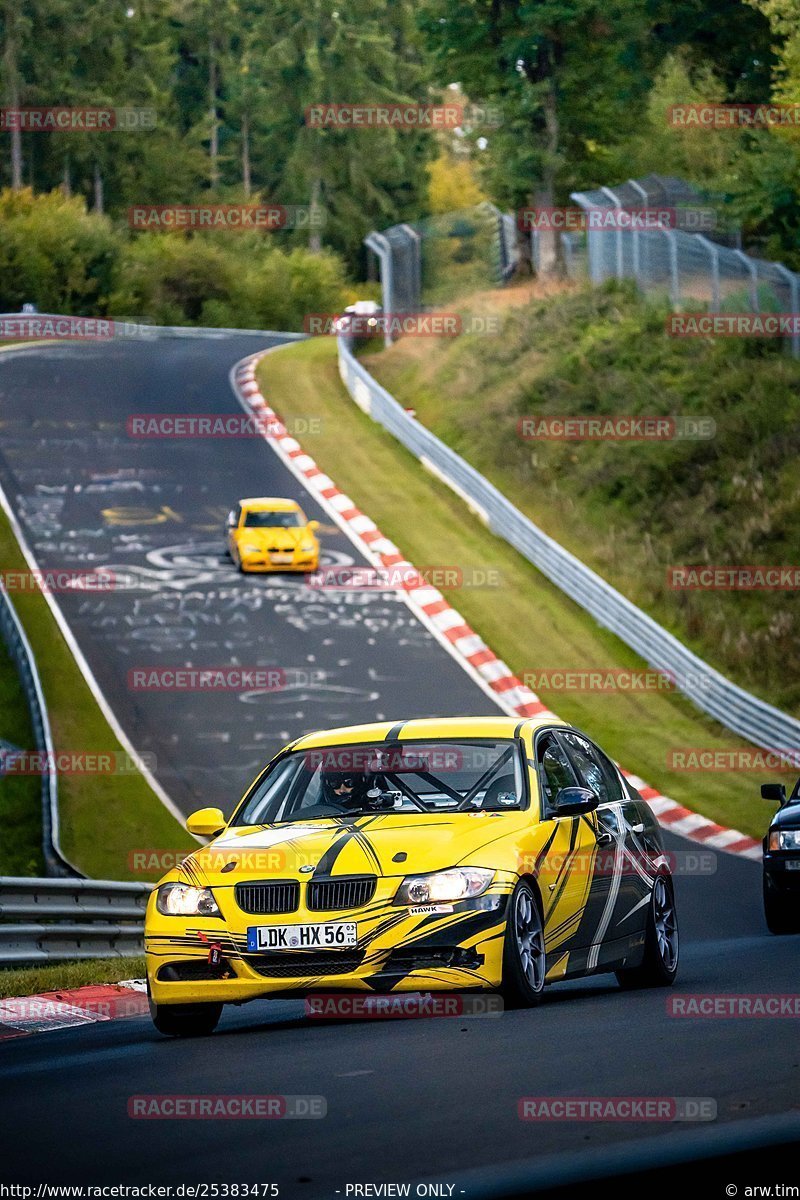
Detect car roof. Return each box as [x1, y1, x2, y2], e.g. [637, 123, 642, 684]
[292, 715, 567, 750]
[239, 497, 301, 511]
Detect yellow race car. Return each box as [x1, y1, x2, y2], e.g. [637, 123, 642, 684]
[226, 496, 320, 573]
[145, 716, 678, 1035]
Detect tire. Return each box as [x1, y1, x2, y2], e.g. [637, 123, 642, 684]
[764, 877, 800, 934]
[502, 880, 547, 1007]
[149, 998, 222, 1038]
[616, 873, 679, 989]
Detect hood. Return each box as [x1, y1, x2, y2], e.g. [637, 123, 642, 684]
[178, 812, 527, 886]
[770, 797, 800, 831]
[238, 526, 308, 549]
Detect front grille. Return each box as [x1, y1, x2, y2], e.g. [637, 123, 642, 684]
[249, 951, 365, 978]
[307, 875, 376, 911]
[384, 947, 483, 973]
[235, 880, 300, 914]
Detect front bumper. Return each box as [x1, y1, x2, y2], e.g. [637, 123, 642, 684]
[764, 853, 800, 893]
[240, 554, 318, 573]
[146, 880, 513, 1006]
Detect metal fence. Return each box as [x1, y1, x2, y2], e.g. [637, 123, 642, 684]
[0, 586, 80, 878]
[557, 172, 800, 357]
[0, 876, 150, 964]
[337, 333, 800, 756]
[365, 203, 518, 344]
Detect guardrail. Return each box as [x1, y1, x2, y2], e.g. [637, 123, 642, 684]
[0, 877, 151, 964]
[337, 334, 800, 756]
[0, 587, 80, 877]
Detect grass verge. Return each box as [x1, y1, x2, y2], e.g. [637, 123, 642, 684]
[0, 955, 145, 1000]
[0, 504, 192, 881]
[368, 280, 800, 716]
[0, 638, 42, 875]
[258, 335, 790, 839]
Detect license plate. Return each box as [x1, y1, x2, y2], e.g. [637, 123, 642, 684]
[786, 860, 800, 871]
[247, 922, 357, 952]
[270, 553, 294, 564]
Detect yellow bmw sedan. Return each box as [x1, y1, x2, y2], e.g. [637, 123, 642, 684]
[145, 716, 679, 1035]
[226, 496, 320, 573]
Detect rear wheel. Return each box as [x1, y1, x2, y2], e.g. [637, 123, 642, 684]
[502, 881, 546, 1007]
[149, 998, 222, 1037]
[616, 874, 679, 989]
[764, 877, 800, 934]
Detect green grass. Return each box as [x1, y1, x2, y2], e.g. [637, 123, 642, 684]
[0, 638, 42, 875]
[0, 956, 145, 999]
[368, 280, 800, 717]
[258, 336, 794, 839]
[0, 506, 192, 881]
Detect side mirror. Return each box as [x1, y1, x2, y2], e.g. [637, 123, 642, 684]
[553, 786, 599, 817]
[186, 807, 226, 837]
[761, 782, 786, 805]
[308, 519, 320, 532]
[226, 511, 237, 528]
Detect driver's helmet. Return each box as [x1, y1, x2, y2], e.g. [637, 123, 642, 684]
[321, 769, 366, 807]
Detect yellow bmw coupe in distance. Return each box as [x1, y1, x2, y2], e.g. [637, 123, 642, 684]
[226, 496, 320, 573]
[145, 716, 679, 1036]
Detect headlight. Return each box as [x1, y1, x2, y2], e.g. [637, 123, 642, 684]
[243, 544, 262, 553]
[156, 883, 221, 917]
[769, 829, 800, 851]
[300, 541, 315, 552]
[394, 867, 494, 905]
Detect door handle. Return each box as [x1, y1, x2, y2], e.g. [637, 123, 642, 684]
[630, 822, 645, 833]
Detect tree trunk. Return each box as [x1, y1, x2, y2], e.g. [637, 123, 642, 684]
[308, 173, 322, 253]
[62, 156, 71, 196]
[209, 36, 219, 189]
[241, 110, 251, 197]
[3, 9, 23, 191]
[536, 81, 560, 277]
[93, 163, 104, 213]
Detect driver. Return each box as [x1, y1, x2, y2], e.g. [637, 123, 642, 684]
[320, 770, 367, 810]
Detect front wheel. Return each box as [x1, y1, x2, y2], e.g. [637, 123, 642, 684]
[502, 881, 546, 1007]
[764, 877, 800, 934]
[149, 998, 222, 1037]
[616, 873, 679, 989]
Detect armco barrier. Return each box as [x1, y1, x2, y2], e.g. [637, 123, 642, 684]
[337, 333, 800, 756]
[0, 877, 151, 964]
[0, 586, 80, 877]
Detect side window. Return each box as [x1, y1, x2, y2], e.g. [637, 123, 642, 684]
[536, 733, 578, 811]
[561, 732, 613, 805]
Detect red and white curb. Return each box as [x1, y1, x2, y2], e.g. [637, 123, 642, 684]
[232, 351, 761, 862]
[0, 979, 147, 1041]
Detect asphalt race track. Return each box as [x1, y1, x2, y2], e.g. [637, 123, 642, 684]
[0, 336, 795, 1193]
[0, 335, 488, 821]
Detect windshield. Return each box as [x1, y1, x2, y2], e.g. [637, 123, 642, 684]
[233, 739, 527, 825]
[243, 510, 303, 528]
